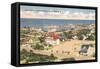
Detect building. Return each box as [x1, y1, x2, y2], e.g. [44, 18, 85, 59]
[79, 44, 95, 56]
[45, 32, 60, 45]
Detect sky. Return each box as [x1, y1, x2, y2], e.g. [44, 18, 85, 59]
[20, 5, 95, 20]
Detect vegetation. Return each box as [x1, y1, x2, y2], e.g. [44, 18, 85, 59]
[63, 32, 72, 39]
[61, 57, 75, 61]
[78, 29, 91, 36]
[67, 31, 74, 39]
[20, 29, 29, 35]
[31, 34, 53, 50]
[77, 35, 84, 40]
[86, 34, 95, 41]
[20, 29, 29, 45]
[49, 54, 57, 60]
[33, 43, 44, 50]
[77, 29, 91, 40]
[31, 36, 45, 50]
[20, 49, 57, 64]
[39, 36, 45, 43]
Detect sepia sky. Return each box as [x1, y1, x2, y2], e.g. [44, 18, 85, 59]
[20, 5, 95, 20]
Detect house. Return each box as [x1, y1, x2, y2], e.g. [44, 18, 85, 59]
[72, 36, 78, 40]
[45, 32, 60, 45]
[45, 37, 55, 45]
[79, 44, 95, 56]
[90, 29, 95, 34]
[79, 44, 89, 56]
[82, 34, 88, 40]
[52, 34, 60, 45]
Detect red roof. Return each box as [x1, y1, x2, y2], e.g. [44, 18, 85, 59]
[53, 35, 60, 40]
[48, 32, 60, 40]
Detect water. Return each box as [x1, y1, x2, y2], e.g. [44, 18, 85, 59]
[20, 18, 95, 27]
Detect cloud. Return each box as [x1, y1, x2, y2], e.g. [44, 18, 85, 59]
[20, 10, 95, 20]
[63, 11, 70, 15]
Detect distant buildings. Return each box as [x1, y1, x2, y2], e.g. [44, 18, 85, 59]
[21, 23, 95, 33]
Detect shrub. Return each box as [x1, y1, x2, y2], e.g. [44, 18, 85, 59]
[34, 43, 44, 50]
[49, 54, 57, 60]
[77, 29, 91, 40]
[78, 35, 84, 40]
[86, 35, 95, 41]
[63, 32, 72, 39]
[78, 29, 90, 35]
[61, 57, 75, 61]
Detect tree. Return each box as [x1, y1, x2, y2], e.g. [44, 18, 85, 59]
[86, 35, 95, 41]
[39, 36, 45, 43]
[49, 54, 57, 60]
[34, 43, 44, 50]
[63, 32, 72, 39]
[77, 29, 91, 40]
[77, 29, 90, 36]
